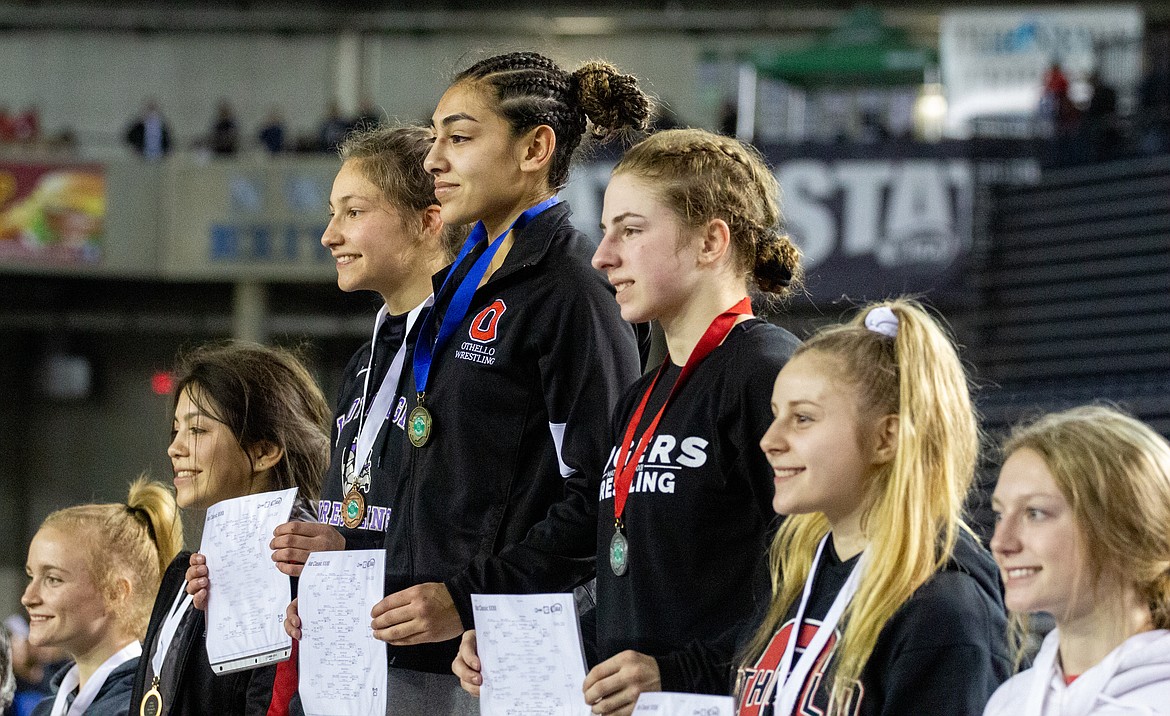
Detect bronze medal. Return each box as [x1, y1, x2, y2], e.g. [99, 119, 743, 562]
[408, 404, 433, 447]
[140, 678, 162, 716]
[341, 487, 366, 529]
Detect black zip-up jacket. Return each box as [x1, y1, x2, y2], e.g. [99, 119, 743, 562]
[129, 553, 282, 716]
[318, 310, 414, 550]
[736, 530, 1011, 716]
[454, 319, 799, 693]
[383, 201, 643, 673]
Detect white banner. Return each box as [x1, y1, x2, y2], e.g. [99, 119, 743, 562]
[940, 5, 1143, 135]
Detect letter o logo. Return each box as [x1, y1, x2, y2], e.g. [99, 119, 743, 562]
[470, 299, 507, 343]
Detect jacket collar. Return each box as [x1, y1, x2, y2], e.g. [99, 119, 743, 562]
[430, 201, 574, 292]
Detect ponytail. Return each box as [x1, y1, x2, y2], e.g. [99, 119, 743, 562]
[126, 477, 185, 579]
[43, 476, 184, 639]
[743, 298, 977, 712]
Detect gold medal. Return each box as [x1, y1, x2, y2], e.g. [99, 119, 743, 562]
[341, 487, 366, 529]
[140, 677, 162, 716]
[408, 404, 433, 447]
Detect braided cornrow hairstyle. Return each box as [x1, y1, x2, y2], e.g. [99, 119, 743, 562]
[613, 128, 802, 301]
[454, 52, 652, 189]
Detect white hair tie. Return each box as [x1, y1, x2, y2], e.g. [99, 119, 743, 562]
[865, 306, 899, 338]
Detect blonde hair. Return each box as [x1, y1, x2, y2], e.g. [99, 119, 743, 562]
[41, 477, 183, 640]
[744, 298, 978, 712]
[613, 128, 802, 300]
[1003, 406, 1170, 632]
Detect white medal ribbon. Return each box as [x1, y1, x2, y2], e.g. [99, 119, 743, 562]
[770, 534, 867, 716]
[50, 640, 142, 716]
[350, 297, 431, 488]
[150, 587, 195, 680]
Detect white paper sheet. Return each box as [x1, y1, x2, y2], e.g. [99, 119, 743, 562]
[633, 692, 735, 716]
[201, 487, 296, 673]
[297, 549, 387, 716]
[472, 593, 590, 716]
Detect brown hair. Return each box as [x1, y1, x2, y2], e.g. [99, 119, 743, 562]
[339, 123, 464, 259]
[41, 477, 184, 639]
[172, 341, 330, 505]
[613, 128, 802, 299]
[1003, 405, 1170, 630]
[453, 52, 652, 189]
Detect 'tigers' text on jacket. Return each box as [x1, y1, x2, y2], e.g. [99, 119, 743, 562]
[598, 435, 709, 500]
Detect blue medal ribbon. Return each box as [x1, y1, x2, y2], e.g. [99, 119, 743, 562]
[412, 196, 560, 398]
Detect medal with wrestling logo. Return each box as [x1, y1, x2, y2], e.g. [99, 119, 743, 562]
[410, 197, 561, 448]
[610, 297, 753, 576]
[408, 399, 433, 448]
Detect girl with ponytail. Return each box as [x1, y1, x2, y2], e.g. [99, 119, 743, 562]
[452, 127, 802, 715]
[22, 478, 182, 715]
[358, 51, 651, 711]
[743, 298, 1010, 715]
[985, 405, 1170, 715]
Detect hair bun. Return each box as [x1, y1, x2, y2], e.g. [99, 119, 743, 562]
[753, 231, 801, 295]
[572, 61, 652, 137]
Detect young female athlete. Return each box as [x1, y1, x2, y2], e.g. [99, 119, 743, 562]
[740, 299, 1011, 716]
[451, 127, 802, 715]
[129, 342, 330, 716]
[264, 124, 463, 571]
[985, 406, 1170, 714]
[350, 51, 651, 709]
[23, 478, 182, 716]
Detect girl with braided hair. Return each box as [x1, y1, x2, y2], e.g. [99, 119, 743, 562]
[985, 406, 1170, 715]
[359, 51, 651, 711]
[452, 127, 803, 715]
[22, 479, 183, 715]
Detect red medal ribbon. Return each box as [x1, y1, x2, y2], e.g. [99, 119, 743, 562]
[612, 296, 753, 524]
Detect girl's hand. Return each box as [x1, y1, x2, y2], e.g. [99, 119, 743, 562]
[284, 598, 301, 640]
[370, 582, 463, 645]
[270, 521, 345, 577]
[582, 650, 661, 716]
[184, 553, 209, 610]
[451, 630, 483, 697]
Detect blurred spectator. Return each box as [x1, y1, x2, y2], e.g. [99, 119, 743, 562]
[858, 109, 890, 143]
[0, 106, 14, 143]
[2, 621, 13, 714]
[124, 99, 172, 160]
[317, 99, 350, 152]
[649, 101, 683, 131]
[8, 107, 38, 144]
[1137, 36, 1170, 155]
[351, 95, 382, 133]
[257, 107, 286, 154]
[210, 99, 240, 156]
[718, 98, 738, 137]
[1083, 71, 1121, 161]
[2, 615, 64, 716]
[1039, 61, 1080, 139]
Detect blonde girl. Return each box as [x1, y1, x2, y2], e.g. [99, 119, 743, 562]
[743, 298, 1010, 715]
[23, 479, 182, 716]
[985, 406, 1170, 714]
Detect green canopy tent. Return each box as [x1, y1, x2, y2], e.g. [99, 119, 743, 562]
[754, 7, 937, 88]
